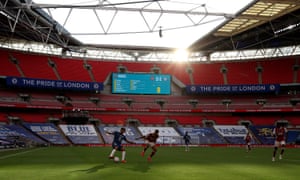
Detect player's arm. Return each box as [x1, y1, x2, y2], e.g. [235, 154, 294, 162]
[105, 131, 113, 135]
[272, 128, 276, 137]
[136, 133, 150, 140]
[125, 139, 136, 144]
[135, 135, 146, 140]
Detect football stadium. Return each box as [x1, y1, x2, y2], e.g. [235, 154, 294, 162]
[1, 0, 300, 180]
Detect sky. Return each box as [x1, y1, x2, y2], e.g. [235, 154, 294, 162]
[33, 0, 254, 49]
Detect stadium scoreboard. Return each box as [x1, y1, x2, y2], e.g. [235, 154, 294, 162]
[112, 73, 171, 95]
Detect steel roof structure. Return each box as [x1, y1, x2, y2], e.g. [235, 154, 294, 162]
[0, 0, 300, 61]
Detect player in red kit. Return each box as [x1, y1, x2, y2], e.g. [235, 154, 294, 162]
[244, 132, 252, 152]
[272, 124, 287, 161]
[136, 129, 159, 162]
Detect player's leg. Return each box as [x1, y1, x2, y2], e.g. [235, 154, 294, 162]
[148, 145, 157, 162]
[279, 142, 285, 160]
[109, 145, 117, 159]
[272, 141, 279, 161]
[247, 143, 251, 152]
[185, 141, 189, 151]
[121, 147, 127, 163]
[272, 147, 278, 161]
[141, 142, 150, 156]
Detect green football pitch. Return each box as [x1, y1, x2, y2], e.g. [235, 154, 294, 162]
[0, 146, 299, 180]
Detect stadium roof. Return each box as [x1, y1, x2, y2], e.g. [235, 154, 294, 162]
[30, 0, 254, 50]
[0, 0, 300, 60]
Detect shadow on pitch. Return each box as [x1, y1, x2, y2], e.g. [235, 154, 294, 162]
[72, 164, 106, 174]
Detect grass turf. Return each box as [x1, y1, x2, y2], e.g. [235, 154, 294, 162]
[0, 146, 299, 180]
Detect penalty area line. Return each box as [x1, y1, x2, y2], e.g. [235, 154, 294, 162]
[0, 148, 43, 160]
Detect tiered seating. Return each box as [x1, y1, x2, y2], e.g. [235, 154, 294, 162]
[246, 116, 278, 125]
[289, 116, 300, 126]
[70, 101, 98, 108]
[27, 91, 62, 107]
[249, 125, 274, 145]
[13, 52, 57, 79]
[133, 115, 166, 125]
[0, 89, 29, 106]
[30, 99, 63, 107]
[0, 49, 20, 76]
[170, 115, 201, 125]
[87, 60, 119, 82]
[260, 58, 295, 84]
[1, 49, 299, 85]
[59, 124, 102, 144]
[213, 125, 255, 144]
[0, 124, 46, 144]
[192, 63, 225, 85]
[120, 61, 153, 73]
[0, 89, 19, 101]
[23, 123, 69, 145]
[159, 63, 191, 84]
[0, 112, 8, 123]
[10, 112, 58, 123]
[225, 61, 258, 84]
[206, 116, 241, 125]
[51, 57, 91, 81]
[177, 127, 227, 144]
[286, 129, 300, 144]
[92, 114, 129, 125]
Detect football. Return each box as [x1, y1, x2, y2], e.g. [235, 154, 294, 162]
[114, 156, 120, 162]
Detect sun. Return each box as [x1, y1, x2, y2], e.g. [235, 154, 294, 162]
[173, 48, 189, 62]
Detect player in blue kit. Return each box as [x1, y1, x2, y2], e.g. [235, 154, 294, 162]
[183, 131, 191, 152]
[106, 127, 135, 163]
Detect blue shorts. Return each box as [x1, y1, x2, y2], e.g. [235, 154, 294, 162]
[112, 143, 123, 151]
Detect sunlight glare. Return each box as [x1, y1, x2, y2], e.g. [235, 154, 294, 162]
[173, 48, 189, 62]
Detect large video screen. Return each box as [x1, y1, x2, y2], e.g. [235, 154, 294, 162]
[112, 73, 171, 95]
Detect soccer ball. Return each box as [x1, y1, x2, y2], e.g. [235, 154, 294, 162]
[114, 156, 120, 163]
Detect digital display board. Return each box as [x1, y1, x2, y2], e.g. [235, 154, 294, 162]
[112, 73, 171, 95]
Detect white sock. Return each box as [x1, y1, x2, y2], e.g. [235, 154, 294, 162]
[110, 149, 116, 157]
[122, 151, 126, 161]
